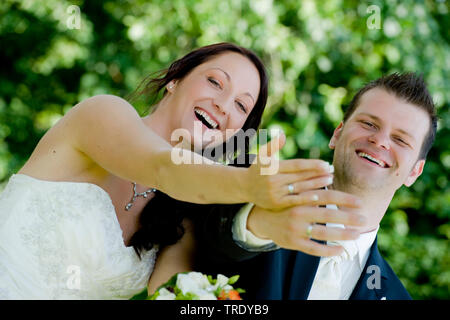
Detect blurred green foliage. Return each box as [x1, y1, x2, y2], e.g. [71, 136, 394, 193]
[0, 0, 448, 299]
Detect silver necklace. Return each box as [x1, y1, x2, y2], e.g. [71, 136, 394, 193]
[125, 182, 156, 211]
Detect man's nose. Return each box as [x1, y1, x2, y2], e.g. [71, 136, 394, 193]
[368, 130, 390, 150]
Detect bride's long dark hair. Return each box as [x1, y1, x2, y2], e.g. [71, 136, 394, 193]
[127, 43, 268, 258]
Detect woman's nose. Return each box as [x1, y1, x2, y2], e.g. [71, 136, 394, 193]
[213, 96, 231, 116]
[214, 102, 226, 115]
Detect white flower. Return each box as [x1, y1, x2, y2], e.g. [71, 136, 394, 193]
[212, 274, 230, 291]
[153, 272, 240, 300]
[177, 273, 200, 295]
[194, 289, 217, 300]
[187, 272, 211, 289]
[155, 288, 176, 300]
[176, 272, 212, 295]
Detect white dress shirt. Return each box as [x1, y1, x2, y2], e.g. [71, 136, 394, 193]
[232, 203, 378, 300]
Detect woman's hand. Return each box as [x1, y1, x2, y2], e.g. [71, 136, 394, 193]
[245, 132, 334, 210]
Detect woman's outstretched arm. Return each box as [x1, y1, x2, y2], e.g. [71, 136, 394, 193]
[67, 95, 333, 208]
[67, 94, 249, 204]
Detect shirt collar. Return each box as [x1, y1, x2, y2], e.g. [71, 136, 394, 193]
[355, 226, 378, 267]
[325, 204, 378, 268]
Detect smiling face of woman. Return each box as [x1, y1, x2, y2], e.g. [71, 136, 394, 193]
[163, 51, 261, 149]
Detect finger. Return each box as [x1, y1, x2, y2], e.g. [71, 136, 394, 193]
[286, 189, 362, 208]
[258, 130, 286, 158]
[308, 224, 360, 242]
[284, 171, 333, 185]
[310, 207, 367, 227]
[295, 207, 367, 227]
[279, 158, 332, 174]
[283, 176, 333, 199]
[282, 238, 344, 257]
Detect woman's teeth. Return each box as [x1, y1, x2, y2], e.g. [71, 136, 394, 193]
[194, 108, 218, 129]
[357, 151, 387, 168]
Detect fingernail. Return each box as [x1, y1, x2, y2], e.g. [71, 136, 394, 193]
[321, 162, 331, 170]
[329, 164, 334, 173]
[327, 176, 333, 185]
[271, 128, 283, 138]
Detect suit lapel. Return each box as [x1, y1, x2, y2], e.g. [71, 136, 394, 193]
[252, 238, 395, 300]
[350, 237, 389, 300]
[287, 249, 321, 299]
[252, 249, 320, 300]
[252, 250, 288, 299]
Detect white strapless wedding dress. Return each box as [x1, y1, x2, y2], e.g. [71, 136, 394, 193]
[0, 174, 157, 299]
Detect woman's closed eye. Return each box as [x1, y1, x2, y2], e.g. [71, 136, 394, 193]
[236, 100, 247, 114]
[207, 77, 222, 89]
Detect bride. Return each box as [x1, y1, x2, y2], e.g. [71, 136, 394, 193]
[0, 42, 333, 299]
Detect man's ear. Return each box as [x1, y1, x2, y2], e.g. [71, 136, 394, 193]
[404, 159, 425, 187]
[329, 122, 344, 150]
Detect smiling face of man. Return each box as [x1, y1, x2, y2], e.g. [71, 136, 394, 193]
[329, 87, 430, 195]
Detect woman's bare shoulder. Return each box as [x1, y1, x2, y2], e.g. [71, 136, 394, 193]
[67, 94, 139, 119]
[20, 93, 167, 189]
[18, 95, 136, 181]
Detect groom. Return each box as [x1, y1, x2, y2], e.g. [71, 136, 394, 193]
[193, 72, 437, 300]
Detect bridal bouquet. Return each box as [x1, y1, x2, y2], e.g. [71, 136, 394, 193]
[148, 272, 244, 300]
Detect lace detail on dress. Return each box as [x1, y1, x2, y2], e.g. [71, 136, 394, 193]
[0, 174, 157, 299]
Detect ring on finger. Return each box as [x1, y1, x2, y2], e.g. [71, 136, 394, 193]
[288, 184, 295, 195]
[306, 223, 313, 239]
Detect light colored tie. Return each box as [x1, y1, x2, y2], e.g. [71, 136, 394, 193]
[308, 239, 358, 300]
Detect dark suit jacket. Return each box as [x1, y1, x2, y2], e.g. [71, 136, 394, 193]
[238, 238, 411, 300]
[192, 204, 412, 300]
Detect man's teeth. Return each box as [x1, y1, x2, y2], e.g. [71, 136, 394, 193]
[195, 109, 218, 129]
[357, 152, 386, 168]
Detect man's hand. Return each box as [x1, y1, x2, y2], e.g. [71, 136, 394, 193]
[247, 189, 366, 257]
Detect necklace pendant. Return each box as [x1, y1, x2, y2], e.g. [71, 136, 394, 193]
[124, 182, 156, 211]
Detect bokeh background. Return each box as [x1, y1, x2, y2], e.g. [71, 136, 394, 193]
[0, 0, 448, 299]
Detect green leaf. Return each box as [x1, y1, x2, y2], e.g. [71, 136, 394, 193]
[147, 291, 160, 300]
[175, 291, 199, 300]
[214, 286, 223, 297]
[207, 275, 216, 284]
[130, 287, 148, 300]
[228, 275, 240, 285]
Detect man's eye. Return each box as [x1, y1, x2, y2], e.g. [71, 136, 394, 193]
[208, 77, 221, 88]
[394, 137, 407, 145]
[362, 121, 375, 128]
